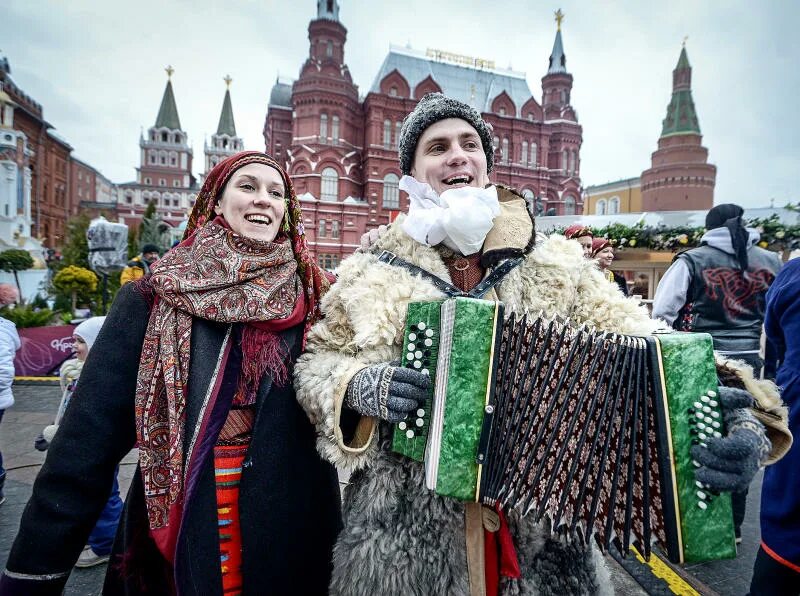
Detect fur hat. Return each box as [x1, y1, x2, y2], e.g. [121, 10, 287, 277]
[398, 93, 494, 176]
[141, 244, 160, 255]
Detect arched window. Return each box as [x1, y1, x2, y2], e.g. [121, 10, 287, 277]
[161, 132, 168, 142]
[326, 41, 333, 57]
[389, 86, 398, 97]
[331, 220, 340, 239]
[572, 150, 579, 174]
[521, 141, 528, 166]
[382, 173, 400, 209]
[609, 196, 620, 215]
[530, 142, 537, 166]
[331, 115, 340, 145]
[499, 106, 506, 116]
[320, 114, 328, 142]
[502, 138, 509, 164]
[596, 199, 607, 215]
[493, 136, 500, 151]
[564, 195, 576, 215]
[395, 121, 402, 149]
[320, 167, 338, 201]
[568, 150, 575, 175]
[383, 119, 392, 149]
[562, 149, 569, 172]
[318, 219, 326, 237]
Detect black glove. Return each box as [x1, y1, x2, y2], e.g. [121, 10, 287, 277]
[345, 363, 429, 423]
[691, 386, 771, 493]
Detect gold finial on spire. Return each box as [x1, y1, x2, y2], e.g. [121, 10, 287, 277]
[224, 75, 232, 88]
[165, 65, 174, 79]
[555, 8, 564, 31]
[682, 35, 689, 48]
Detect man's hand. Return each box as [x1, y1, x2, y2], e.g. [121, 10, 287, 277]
[358, 225, 388, 251]
[345, 363, 429, 423]
[691, 386, 771, 493]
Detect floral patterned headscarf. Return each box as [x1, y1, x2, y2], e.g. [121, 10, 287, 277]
[183, 151, 330, 335]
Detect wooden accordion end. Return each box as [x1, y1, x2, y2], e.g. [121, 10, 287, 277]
[391, 297, 736, 564]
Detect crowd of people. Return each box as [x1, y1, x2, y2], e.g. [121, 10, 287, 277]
[0, 93, 795, 595]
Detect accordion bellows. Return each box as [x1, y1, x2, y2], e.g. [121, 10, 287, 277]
[392, 298, 736, 564]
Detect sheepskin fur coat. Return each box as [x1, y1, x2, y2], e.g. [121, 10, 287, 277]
[293, 189, 786, 595]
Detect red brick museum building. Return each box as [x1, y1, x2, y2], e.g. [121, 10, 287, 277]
[264, 1, 584, 268]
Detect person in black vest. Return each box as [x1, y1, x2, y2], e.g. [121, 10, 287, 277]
[653, 202, 782, 544]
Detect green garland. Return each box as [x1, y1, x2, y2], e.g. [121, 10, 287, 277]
[559, 213, 800, 253]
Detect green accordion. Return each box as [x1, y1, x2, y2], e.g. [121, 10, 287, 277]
[391, 297, 736, 564]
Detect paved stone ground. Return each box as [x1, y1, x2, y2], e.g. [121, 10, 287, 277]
[0, 384, 763, 595]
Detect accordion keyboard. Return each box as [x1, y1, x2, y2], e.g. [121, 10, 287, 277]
[391, 302, 442, 461]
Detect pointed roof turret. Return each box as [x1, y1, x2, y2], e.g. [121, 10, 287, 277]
[155, 65, 182, 130]
[216, 75, 237, 136]
[660, 41, 701, 137]
[547, 9, 568, 74]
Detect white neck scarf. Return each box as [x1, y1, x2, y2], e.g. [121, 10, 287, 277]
[399, 175, 500, 256]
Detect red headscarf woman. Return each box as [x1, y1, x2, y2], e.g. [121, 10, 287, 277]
[563, 224, 594, 258]
[1, 152, 341, 595]
[592, 237, 628, 296]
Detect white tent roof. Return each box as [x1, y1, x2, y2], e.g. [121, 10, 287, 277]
[535, 208, 799, 232]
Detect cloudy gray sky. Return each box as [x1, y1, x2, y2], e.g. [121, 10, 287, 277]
[2, 0, 797, 208]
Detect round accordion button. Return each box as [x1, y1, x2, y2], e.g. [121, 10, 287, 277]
[707, 390, 717, 398]
[424, 338, 433, 347]
[413, 361, 422, 369]
[709, 400, 719, 407]
[418, 322, 427, 331]
[398, 421, 407, 430]
[415, 418, 424, 427]
[693, 401, 703, 409]
[407, 343, 416, 351]
[417, 409, 425, 417]
[698, 501, 708, 510]
[408, 333, 417, 341]
[406, 429, 415, 439]
[697, 490, 707, 500]
[415, 351, 423, 359]
[425, 329, 434, 337]
[701, 395, 710, 403]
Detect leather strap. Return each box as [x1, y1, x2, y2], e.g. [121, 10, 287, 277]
[465, 502, 487, 596]
[378, 250, 523, 299]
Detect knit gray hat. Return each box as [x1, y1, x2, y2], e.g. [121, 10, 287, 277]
[398, 93, 494, 176]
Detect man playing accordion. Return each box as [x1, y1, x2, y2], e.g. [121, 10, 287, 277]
[294, 93, 787, 595]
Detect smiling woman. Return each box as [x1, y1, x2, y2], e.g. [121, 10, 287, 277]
[0, 151, 341, 595]
[214, 163, 287, 243]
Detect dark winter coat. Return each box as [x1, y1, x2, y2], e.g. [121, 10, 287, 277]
[762, 257, 800, 568]
[0, 284, 342, 595]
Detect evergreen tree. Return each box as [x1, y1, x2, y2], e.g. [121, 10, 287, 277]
[138, 200, 168, 253]
[60, 213, 92, 270]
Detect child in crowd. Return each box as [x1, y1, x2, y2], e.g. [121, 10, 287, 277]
[41, 317, 123, 568]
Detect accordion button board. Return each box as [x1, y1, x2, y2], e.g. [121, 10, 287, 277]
[392, 298, 737, 565]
